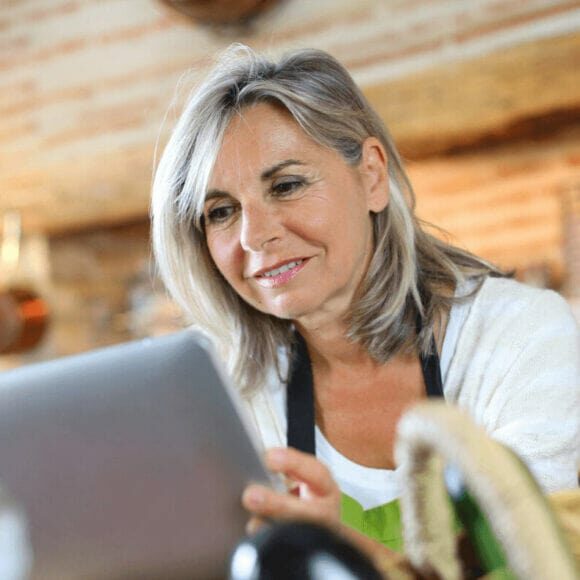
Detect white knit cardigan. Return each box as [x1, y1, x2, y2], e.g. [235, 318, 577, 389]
[241, 277, 580, 493]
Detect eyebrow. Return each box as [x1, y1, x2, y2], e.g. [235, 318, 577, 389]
[260, 159, 305, 180]
[205, 159, 306, 202]
[204, 189, 230, 203]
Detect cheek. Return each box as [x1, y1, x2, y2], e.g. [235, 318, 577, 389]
[206, 232, 242, 282]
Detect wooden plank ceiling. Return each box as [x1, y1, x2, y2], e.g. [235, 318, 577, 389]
[0, 0, 579, 277]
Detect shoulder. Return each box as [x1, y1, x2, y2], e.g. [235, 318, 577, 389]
[473, 276, 575, 317]
[445, 275, 579, 420]
[446, 277, 579, 491]
[459, 276, 578, 349]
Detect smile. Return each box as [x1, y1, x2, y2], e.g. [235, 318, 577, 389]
[263, 260, 303, 278]
[254, 259, 308, 288]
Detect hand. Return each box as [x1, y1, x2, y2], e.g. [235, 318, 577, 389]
[242, 447, 341, 535]
[242, 447, 420, 577]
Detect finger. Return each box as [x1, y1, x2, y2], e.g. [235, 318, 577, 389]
[242, 483, 338, 526]
[265, 447, 336, 496]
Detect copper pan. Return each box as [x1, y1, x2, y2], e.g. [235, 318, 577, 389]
[0, 287, 49, 355]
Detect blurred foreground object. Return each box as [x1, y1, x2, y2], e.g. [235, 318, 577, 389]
[0, 330, 274, 579]
[160, 0, 279, 24]
[0, 212, 50, 355]
[548, 490, 580, 565]
[395, 402, 578, 579]
[229, 521, 383, 580]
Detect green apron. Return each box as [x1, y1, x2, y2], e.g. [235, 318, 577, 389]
[340, 491, 515, 578]
[340, 492, 404, 552]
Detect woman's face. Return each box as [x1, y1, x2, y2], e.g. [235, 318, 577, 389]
[204, 102, 388, 329]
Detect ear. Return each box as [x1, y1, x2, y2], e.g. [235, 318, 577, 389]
[359, 137, 389, 213]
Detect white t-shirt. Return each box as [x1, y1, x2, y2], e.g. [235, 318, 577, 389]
[242, 278, 580, 507]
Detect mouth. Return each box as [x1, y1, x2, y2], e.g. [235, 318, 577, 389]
[253, 258, 309, 288]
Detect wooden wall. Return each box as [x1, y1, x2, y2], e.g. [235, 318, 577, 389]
[0, 0, 578, 361]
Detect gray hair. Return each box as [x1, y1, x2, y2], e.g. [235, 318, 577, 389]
[151, 44, 502, 394]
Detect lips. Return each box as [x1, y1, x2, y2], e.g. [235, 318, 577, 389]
[252, 258, 309, 288]
[252, 258, 306, 278]
[261, 259, 304, 278]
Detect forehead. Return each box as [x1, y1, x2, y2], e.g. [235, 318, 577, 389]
[209, 103, 321, 188]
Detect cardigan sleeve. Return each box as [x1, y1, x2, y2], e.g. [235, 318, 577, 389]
[473, 287, 580, 492]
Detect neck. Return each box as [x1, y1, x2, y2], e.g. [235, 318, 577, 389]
[294, 317, 377, 374]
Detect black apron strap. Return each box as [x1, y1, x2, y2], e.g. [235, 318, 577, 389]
[287, 322, 444, 455]
[416, 313, 444, 398]
[421, 341, 444, 398]
[286, 333, 316, 454]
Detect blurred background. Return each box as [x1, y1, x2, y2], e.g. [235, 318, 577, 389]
[0, 0, 578, 369]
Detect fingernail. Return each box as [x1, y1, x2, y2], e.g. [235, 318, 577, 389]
[244, 488, 265, 506]
[267, 448, 286, 467]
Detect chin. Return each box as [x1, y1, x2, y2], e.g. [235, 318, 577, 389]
[254, 297, 315, 322]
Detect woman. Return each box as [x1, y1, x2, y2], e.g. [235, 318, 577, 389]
[151, 44, 579, 559]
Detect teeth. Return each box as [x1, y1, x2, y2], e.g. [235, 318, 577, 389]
[263, 260, 303, 278]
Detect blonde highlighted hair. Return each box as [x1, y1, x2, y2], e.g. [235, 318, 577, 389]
[151, 44, 503, 394]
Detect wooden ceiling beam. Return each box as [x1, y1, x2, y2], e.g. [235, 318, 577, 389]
[365, 33, 580, 159]
[0, 33, 578, 236]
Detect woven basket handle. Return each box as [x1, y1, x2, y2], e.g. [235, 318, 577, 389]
[394, 401, 577, 580]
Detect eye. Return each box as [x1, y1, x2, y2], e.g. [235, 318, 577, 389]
[271, 177, 306, 197]
[205, 204, 237, 225]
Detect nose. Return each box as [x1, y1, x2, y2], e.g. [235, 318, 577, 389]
[240, 203, 283, 252]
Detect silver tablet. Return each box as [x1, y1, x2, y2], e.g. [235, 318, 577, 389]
[0, 330, 273, 579]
